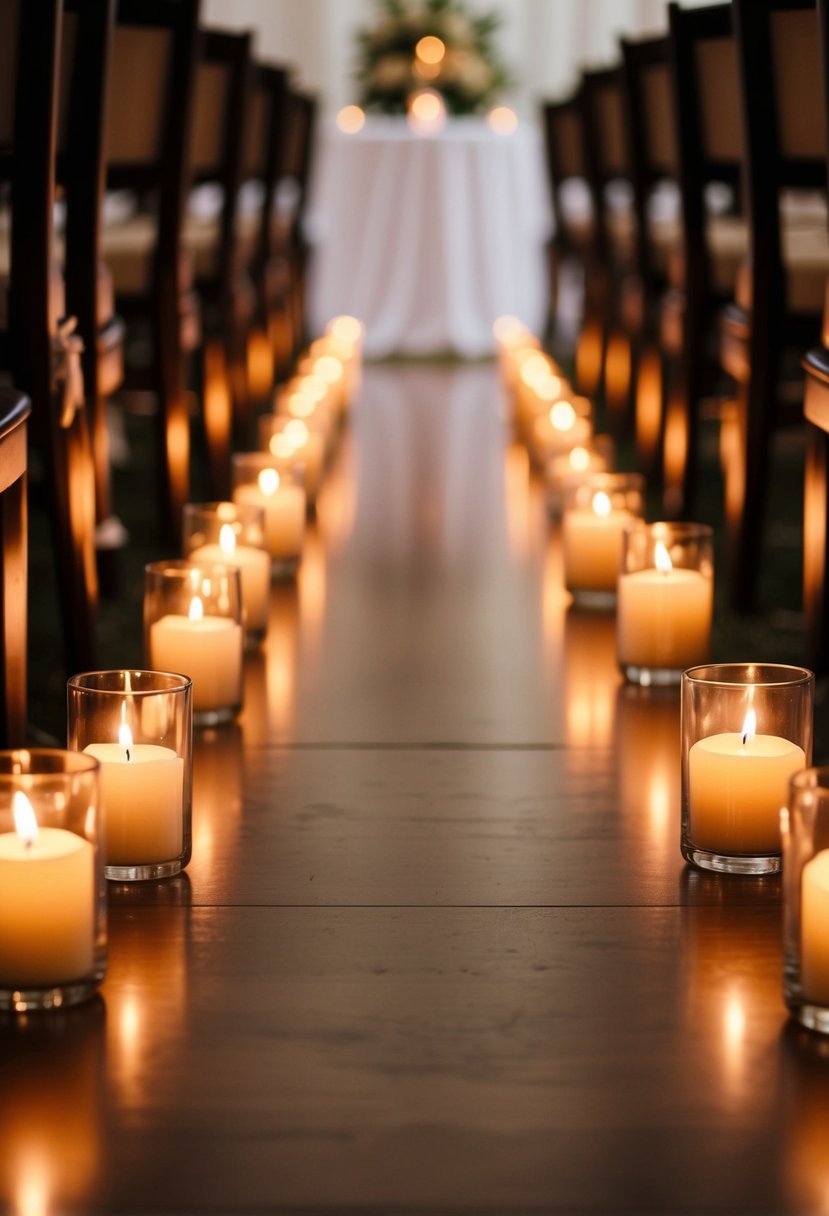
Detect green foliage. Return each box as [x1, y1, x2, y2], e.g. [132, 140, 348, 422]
[354, 0, 510, 117]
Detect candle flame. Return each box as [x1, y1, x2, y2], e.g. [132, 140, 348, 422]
[285, 419, 310, 448]
[327, 315, 362, 344]
[13, 790, 38, 847]
[569, 446, 590, 472]
[219, 523, 237, 556]
[188, 596, 204, 623]
[592, 491, 612, 518]
[119, 720, 133, 762]
[550, 401, 576, 432]
[655, 541, 673, 573]
[741, 708, 757, 746]
[258, 468, 279, 496]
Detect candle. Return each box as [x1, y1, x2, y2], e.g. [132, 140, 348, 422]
[189, 523, 270, 636]
[0, 793, 94, 987]
[617, 541, 712, 671]
[149, 596, 242, 714]
[233, 468, 305, 564]
[84, 719, 183, 866]
[688, 710, 805, 854]
[801, 849, 829, 1004]
[267, 419, 325, 502]
[531, 399, 593, 463]
[562, 490, 634, 594]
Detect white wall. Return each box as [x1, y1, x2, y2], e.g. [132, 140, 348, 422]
[202, 0, 695, 115]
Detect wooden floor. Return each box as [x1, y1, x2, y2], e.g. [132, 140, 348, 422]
[0, 362, 823, 1215]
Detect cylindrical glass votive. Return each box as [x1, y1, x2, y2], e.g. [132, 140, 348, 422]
[782, 768, 829, 1033]
[67, 670, 193, 882]
[182, 501, 270, 648]
[0, 749, 105, 1011]
[258, 413, 326, 509]
[617, 522, 714, 686]
[681, 663, 814, 874]
[545, 434, 615, 518]
[561, 472, 646, 607]
[231, 451, 306, 577]
[144, 560, 244, 727]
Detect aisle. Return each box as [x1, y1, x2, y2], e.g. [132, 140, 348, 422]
[0, 361, 812, 1216]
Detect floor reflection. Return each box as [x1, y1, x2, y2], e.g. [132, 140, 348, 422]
[781, 1021, 829, 1214]
[188, 724, 244, 887]
[563, 607, 619, 756]
[615, 683, 681, 863]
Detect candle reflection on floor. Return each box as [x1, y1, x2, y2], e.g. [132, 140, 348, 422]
[503, 442, 533, 563]
[781, 1022, 829, 1215]
[615, 684, 680, 862]
[189, 724, 244, 884]
[563, 607, 619, 756]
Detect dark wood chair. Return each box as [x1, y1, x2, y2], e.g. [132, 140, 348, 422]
[0, 388, 30, 746]
[721, 0, 828, 612]
[0, 0, 100, 673]
[662, 1, 746, 520]
[101, 0, 201, 548]
[277, 85, 317, 367]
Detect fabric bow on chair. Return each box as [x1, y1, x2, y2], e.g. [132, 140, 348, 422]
[51, 316, 85, 428]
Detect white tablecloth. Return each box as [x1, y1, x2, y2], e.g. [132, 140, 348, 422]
[306, 116, 553, 359]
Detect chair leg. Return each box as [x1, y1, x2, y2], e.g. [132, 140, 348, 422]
[202, 339, 232, 501]
[662, 293, 705, 520]
[804, 422, 829, 675]
[633, 343, 663, 482]
[0, 471, 27, 744]
[724, 360, 774, 613]
[154, 296, 190, 549]
[47, 413, 99, 672]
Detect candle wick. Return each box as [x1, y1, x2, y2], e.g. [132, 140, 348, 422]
[741, 731, 747, 747]
[126, 747, 131, 762]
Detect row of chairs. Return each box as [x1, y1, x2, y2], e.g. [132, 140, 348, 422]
[542, 0, 829, 671]
[0, 0, 317, 741]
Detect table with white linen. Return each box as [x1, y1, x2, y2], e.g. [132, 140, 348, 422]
[306, 116, 552, 359]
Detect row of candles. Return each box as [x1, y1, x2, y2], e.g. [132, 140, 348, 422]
[495, 315, 829, 1035]
[0, 315, 365, 1015]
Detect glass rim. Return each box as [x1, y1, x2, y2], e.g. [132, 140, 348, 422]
[789, 766, 829, 794]
[682, 662, 815, 689]
[624, 520, 713, 540]
[0, 748, 99, 779]
[68, 670, 193, 697]
[144, 559, 242, 579]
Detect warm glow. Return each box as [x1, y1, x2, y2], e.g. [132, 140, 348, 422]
[13, 791, 38, 846]
[408, 88, 446, 133]
[313, 355, 344, 384]
[269, 435, 295, 460]
[519, 352, 553, 389]
[493, 315, 527, 344]
[284, 392, 316, 419]
[741, 709, 757, 746]
[415, 35, 446, 64]
[336, 104, 366, 134]
[569, 446, 590, 472]
[724, 991, 746, 1050]
[188, 596, 204, 623]
[654, 541, 673, 573]
[258, 468, 280, 496]
[327, 316, 363, 344]
[15, 1154, 51, 1216]
[118, 721, 133, 760]
[487, 105, 518, 135]
[592, 491, 612, 518]
[537, 375, 564, 402]
[219, 523, 236, 556]
[282, 419, 308, 449]
[550, 400, 576, 432]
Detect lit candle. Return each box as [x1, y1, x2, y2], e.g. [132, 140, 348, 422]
[531, 399, 593, 463]
[617, 541, 713, 672]
[84, 716, 183, 867]
[233, 468, 305, 565]
[149, 595, 242, 715]
[269, 419, 325, 503]
[801, 849, 829, 1004]
[0, 793, 94, 987]
[688, 709, 805, 854]
[189, 522, 270, 636]
[562, 489, 634, 595]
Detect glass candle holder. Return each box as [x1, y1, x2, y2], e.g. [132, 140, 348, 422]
[561, 471, 646, 607]
[258, 412, 327, 509]
[231, 451, 306, 577]
[545, 434, 615, 518]
[782, 768, 829, 1033]
[67, 670, 193, 882]
[0, 749, 105, 1011]
[182, 501, 270, 648]
[681, 663, 814, 874]
[617, 521, 714, 686]
[144, 560, 244, 727]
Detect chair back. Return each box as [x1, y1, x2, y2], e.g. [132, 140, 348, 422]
[580, 65, 632, 262]
[0, 389, 29, 745]
[244, 63, 289, 274]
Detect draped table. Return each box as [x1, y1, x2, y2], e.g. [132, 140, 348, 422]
[306, 116, 552, 359]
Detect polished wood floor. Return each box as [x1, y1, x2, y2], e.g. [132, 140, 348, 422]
[1, 362, 825, 1215]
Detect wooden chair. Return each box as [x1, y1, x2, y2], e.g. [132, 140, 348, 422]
[101, 0, 201, 548]
[277, 85, 317, 366]
[721, 0, 828, 611]
[619, 34, 681, 482]
[0, 388, 30, 745]
[0, 0, 99, 673]
[185, 27, 255, 497]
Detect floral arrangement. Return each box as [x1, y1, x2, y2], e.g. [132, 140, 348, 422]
[354, 0, 510, 116]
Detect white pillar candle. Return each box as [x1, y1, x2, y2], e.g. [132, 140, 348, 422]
[233, 469, 305, 563]
[562, 491, 634, 594]
[617, 543, 713, 670]
[801, 849, 829, 1004]
[0, 793, 94, 987]
[84, 722, 183, 866]
[189, 524, 270, 635]
[688, 711, 805, 854]
[149, 597, 242, 714]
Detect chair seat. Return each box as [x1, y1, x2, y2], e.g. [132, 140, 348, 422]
[735, 223, 829, 314]
[102, 214, 194, 298]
